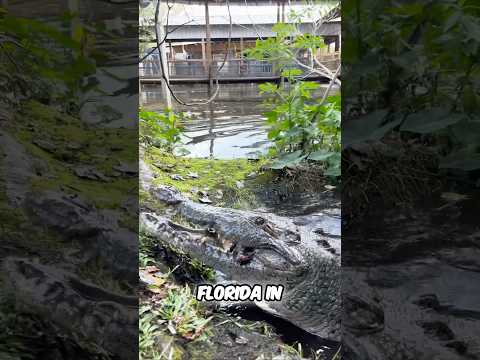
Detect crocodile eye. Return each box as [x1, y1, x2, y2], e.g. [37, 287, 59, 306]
[287, 233, 301, 244]
[206, 227, 217, 237]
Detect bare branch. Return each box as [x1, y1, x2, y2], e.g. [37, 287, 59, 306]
[151, 0, 234, 106]
[319, 63, 341, 106]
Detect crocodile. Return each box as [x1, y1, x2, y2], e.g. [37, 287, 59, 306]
[2, 257, 138, 360]
[141, 185, 341, 341]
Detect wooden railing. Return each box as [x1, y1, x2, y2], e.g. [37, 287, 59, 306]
[139, 53, 340, 80]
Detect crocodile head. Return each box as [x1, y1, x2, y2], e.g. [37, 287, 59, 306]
[140, 212, 309, 282]
[141, 212, 341, 341]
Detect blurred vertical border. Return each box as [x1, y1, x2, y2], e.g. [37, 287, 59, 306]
[0, 1, 139, 359]
[342, 0, 480, 359]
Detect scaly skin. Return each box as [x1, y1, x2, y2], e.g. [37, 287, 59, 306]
[151, 185, 303, 264]
[2, 257, 138, 360]
[140, 208, 341, 341]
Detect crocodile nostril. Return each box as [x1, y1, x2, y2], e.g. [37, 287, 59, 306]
[243, 246, 255, 254]
[237, 253, 254, 265]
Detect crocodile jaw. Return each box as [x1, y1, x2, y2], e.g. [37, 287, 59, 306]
[140, 212, 300, 281]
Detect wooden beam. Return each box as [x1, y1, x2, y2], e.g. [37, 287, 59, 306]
[276, 1, 280, 23]
[201, 38, 207, 71]
[157, 15, 172, 108]
[205, 0, 214, 94]
[67, 0, 80, 39]
[239, 37, 244, 75]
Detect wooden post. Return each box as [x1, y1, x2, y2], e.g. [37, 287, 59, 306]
[157, 15, 172, 108]
[201, 38, 207, 72]
[68, 0, 80, 40]
[240, 37, 244, 75]
[205, 0, 214, 95]
[277, 1, 280, 23]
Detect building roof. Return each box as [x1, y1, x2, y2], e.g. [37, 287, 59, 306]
[164, 21, 340, 41]
[140, 2, 339, 26]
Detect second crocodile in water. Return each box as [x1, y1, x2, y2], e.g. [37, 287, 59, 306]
[141, 185, 341, 341]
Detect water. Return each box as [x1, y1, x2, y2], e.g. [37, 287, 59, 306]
[179, 104, 270, 159]
[344, 197, 480, 359]
[141, 82, 336, 159]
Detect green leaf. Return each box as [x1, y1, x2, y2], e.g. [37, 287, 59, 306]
[400, 108, 465, 134]
[270, 150, 306, 169]
[281, 68, 303, 77]
[451, 119, 480, 145]
[324, 164, 341, 177]
[343, 109, 395, 147]
[259, 82, 278, 94]
[444, 11, 462, 32]
[308, 150, 336, 161]
[272, 23, 296, 37]
[386, 4, 423, 16]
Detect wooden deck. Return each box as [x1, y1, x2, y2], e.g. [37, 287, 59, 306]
[140, 54, 340, 84]
[140, 75, 332, 84]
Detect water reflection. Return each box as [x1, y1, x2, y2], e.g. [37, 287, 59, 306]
[141, 82, 335, 159]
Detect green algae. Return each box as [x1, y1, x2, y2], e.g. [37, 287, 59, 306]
[12, 100, 137, 211]
[145, 147, 265, 209]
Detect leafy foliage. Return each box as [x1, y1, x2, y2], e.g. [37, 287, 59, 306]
[139, 109, 187, 152]
[247, 24, 340, 175]
[0, 10, 102, 113]
[246, 22, 325, 71]
[343, 0, 480, 173]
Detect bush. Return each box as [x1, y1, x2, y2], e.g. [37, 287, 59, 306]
[139, 109, 186, 152]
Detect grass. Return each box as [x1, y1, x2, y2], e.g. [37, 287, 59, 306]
[140, 228, 216, 359]
[140, 282, 213, 360]
[280, 342, 306, 359]
[139, 305, 167, 360]
[157, 285, 213, 340]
